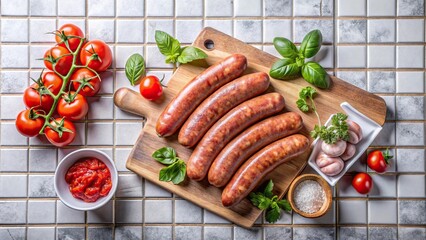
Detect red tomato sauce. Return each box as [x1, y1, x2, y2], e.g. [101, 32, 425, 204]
[65, 158, 112, 202]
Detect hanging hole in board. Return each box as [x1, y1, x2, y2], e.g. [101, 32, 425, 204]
[204, 39, 214, 50]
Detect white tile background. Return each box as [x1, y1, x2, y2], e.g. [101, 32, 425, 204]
[0, 0, 425, 239]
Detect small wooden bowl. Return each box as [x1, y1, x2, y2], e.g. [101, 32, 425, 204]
[287, 174, 332, 218]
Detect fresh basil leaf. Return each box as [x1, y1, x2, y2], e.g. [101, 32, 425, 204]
[171, 160, 186, 184]
[159, 160, 186, 184]
[165, 53, 180, 64]
[152, 147, 177, 165]
[177, 46, 208, 64]
[300, 29, 322, 58]
[269, 58, 300, 80]
[125, 53, 145, 86]
[273, 37, 299, 59]
[155, 30, 181, 63]
[277, 199, 292, 212]
[301, 62, 330, 89]
[263, 180, 274, 198]
[265, 202, 281, 223]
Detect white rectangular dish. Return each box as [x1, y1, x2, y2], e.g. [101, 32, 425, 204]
[308, 102, 383, 186]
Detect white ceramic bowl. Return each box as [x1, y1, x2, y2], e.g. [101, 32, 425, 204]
[54, 149, 118, 211]
[308, 102, 383, 186]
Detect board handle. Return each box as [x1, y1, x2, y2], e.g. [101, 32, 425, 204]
[114, 87, 150, 118]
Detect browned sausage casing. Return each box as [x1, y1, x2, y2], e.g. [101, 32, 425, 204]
[156, 54, 247, 137]
[222, 134, 309, 207]
[208, 112, 303, 187]
[187, 93, 286, 181]
[178, 72, 270, 148]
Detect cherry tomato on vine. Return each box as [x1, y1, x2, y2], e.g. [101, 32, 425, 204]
[44, 46, 73, 76]
[71, 68, 101, 97]
[139, 75, 163, 101]
[44, 118, 76, 147]
[352, 172, 373, 194]
[42, 71, 63, 95]
[57, 92, 89, 121]
[23, 84, 54, 113]
[55, 24, 85, 52]
[80, 40, 112, 72]
[367, 149, 392, 173]
[15, 109, 44, 137]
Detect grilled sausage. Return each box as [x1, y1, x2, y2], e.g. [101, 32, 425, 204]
[208, 112, 303, 187]
[156, 54, 247, 137]
[178, 72, 270, 148]
[321, 140, 347, 157]
[187, 93, 285, 181]
[221, 134, 309, 207]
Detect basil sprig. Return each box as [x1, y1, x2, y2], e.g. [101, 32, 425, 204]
[152, 147, 186, 184]
[269, 29, 330, 89]
[155, 30, 207, 71]
[125, 53, 145, 86]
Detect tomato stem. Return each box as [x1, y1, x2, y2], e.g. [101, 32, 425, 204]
[383, 148, 393, 164]
[38, 37, 87, 134]
[159, 74, 168, 88]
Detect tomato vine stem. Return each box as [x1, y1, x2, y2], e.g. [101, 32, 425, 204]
[38, 38, 87, 134]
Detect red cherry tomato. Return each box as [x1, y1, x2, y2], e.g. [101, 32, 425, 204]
[23, 84, 54, 113]
[352, 172, 373, 194]
[367, 149, 392, 173]
[44, 46, 73, 76]
[42, 71, 63, 95]
[139, 75, 163, 101]
[71, 68, 101, 97]
[55, 24, 85, 52]
[15, 109, 44, 137]
[80, 40, 112, 72]
[57, 92, 89, 121]
[44, 118, 76, 147]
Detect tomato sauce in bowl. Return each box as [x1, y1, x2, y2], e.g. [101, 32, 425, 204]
[65, 157, 112, 202]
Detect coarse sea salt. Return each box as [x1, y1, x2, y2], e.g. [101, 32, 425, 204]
[293, 180, 326, 214]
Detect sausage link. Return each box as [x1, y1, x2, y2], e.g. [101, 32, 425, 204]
[178, 72, 270, 148]
[221, 134, 309, 207]
[208, 112, 303, 187]
[187, 93, 285, 181]
[156, 54, 247, 137]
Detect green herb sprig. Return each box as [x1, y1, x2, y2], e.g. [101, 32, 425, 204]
[249, 180, 292, 223]
[152, 147, 186, 184]
[125, 53, 145, 86]
[296, 87, 349, 144]
[155, 30, 207, 72]
[269, 29, 330, 89]
[310, 113, 350, 144]
[296, 86, 321, 126]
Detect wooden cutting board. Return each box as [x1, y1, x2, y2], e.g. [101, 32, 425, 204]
[114, 27, 386, 228]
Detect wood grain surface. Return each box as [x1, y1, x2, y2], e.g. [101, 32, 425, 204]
[114, 27, 386, 228]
